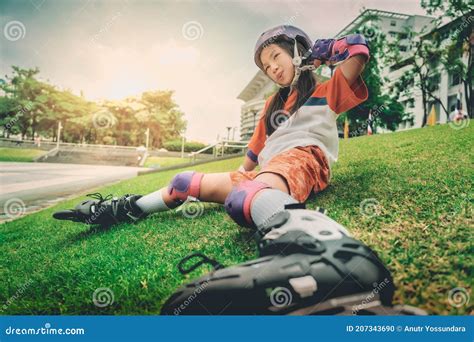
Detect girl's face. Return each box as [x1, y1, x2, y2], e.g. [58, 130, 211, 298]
[260, 43, 295, 87]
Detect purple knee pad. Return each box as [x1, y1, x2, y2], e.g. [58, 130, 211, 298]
[168, 171, 204, 204]
[224, 180, 270, 228]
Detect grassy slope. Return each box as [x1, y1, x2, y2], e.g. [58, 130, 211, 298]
[0, 124, 472, 315]
[144, 156, 191, 168]
[0, 148, 45, 162]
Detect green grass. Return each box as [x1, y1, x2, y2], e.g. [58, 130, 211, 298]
[144, 156, 191, 168]
[0, 123, 472, 315]
[0, 147, 45, 162]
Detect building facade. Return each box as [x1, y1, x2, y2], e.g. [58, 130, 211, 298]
[237, 71, 275, 141]
[385, 15, 471, 128]
[335, 9, 437, 130]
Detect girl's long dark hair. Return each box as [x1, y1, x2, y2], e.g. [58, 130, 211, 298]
[263, 39, 317, 136]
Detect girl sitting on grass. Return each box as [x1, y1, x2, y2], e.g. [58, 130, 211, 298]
[54, 25, 369, 230]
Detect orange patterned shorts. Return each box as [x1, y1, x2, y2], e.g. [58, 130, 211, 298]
[229, 145, 330, 203]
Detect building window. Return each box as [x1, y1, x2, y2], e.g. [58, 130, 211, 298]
[405, 98, 415, 109]
[448, 95, 458, 113]
[389, 31, 397, 38]
[400, 46, 407, 52]
[427, 73, 441, 92]
[391, 20, 396, 26]
[399, 33, 408, 40]
[450, 73, 461, 86]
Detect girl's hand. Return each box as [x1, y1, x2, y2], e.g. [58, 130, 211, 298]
[313, 60, 332, 68]
[311, 34, 369, 66]
[313, 59, 322, 68]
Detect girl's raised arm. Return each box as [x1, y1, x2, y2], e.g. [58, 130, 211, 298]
[338, 54, 367, 86]
[311, 34, 370, 85]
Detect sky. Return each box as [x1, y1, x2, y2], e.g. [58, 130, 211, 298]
[0, 0, 430, 143]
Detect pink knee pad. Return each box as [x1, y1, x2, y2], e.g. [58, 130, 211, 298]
[168, 171, 204, 204]
[224, 180, 271, 228]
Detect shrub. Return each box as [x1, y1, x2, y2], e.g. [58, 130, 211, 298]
[163, 140, 211, 154]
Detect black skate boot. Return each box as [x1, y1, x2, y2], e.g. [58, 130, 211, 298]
[53, 192, 147, 226]
[161, 208, 427, 315]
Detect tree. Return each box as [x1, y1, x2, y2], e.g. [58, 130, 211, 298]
[0, 66, 187, 147]
[55, 90, 98, 143]
[420, 1, 474, 118]
[0, 95, 21, 138]
[0, 67, 94, 141]
[138, 91, 187, 147]
[344, 12, 406, 136]
[443, 23, 473, 118]
[1, 67, 44, 139]
[99, 99, 137, 146]
[388, 32, 448, 126]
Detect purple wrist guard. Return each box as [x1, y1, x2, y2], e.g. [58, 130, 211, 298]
[311, 34, 369, 64]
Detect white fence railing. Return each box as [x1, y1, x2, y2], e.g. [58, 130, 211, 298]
[1, 137, 250, 164]
[0, 137, 138, 150]
[188, 139, 249, 162]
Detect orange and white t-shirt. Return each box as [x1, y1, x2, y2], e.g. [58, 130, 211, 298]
[246, 67, 368, 176]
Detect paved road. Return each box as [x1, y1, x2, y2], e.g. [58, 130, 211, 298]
[0, 162, 149, 222]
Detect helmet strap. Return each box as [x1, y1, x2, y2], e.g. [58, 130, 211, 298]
[289, 40, 315, 91]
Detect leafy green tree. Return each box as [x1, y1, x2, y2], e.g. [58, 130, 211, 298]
[421, 1, 473, 118]
[343, 13, 405, 135]
[138, 91, 187, 147]
[1, 67, 44, 139]
[56, 90, 98, 143]
[0, 66, 187, 147]
[387, 29, 449, 126]
[0, 95, 20, 138]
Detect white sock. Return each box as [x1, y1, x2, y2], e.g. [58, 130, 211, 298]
[250, 189, 298, 228]
[136, 189, 171, 214]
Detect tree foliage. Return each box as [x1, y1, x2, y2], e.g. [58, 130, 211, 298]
[343, 12, 406, 136]
[387, 2, 473, 125]
[420, 1, 473, 118]
[0, 67, 187, 147]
